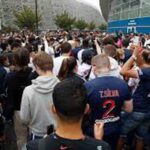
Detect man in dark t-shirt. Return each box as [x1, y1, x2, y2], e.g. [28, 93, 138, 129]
[27, 132, 109, 150]
[27, 79, 110, 150]
[118, 48, 150, 150]
[84, 54, 133, 150]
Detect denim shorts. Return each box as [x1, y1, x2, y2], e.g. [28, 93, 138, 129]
[120, 112, 150, 140]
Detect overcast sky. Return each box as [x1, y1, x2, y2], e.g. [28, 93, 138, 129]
[77, 0, 100, 11]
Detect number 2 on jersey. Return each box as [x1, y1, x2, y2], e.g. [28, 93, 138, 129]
[102, 99, 116, 119]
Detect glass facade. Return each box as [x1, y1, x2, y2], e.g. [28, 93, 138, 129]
[109, 0, 150, 21]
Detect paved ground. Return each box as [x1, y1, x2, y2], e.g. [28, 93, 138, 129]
[3, 122, 27, 150]
[3, 122, 18, 150]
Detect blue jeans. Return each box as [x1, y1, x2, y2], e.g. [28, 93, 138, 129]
[120, 112, 150, 140]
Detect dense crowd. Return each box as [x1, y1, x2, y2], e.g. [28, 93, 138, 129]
[0, 30, 150, 150]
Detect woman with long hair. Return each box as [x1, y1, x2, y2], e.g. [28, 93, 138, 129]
[58, 56, 84, 83]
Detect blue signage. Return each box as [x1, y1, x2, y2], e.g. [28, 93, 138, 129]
[128, 20, 137, 26]
[108, 17, 150, 34]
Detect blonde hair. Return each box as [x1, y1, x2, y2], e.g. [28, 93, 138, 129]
[116, 48, 125, 60]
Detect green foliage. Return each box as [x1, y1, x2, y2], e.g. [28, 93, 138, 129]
[88, 22, 96, 30]
[98, 23, 108, 31]
[74, 19, 87, 30]
[13, 6, 42, 31]
[2, 25, 18, 33]
[54, 11, 76, 30]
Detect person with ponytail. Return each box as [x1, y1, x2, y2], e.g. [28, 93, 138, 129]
[58, 56, 84, 83]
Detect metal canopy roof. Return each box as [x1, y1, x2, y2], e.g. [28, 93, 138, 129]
[99, 0, 112, 21]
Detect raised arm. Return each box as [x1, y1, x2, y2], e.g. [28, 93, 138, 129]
[120, 46, 142, 78]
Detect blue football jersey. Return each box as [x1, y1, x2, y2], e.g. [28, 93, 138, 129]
[85, 76, 131, 135]
[132, 67, 150, 113]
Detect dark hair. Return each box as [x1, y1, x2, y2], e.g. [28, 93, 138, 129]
[7, 37, 15, 45]
[13, 48, 30, 68]
[61, 42, 72, 54]
[28, 36, 36, 44]
[102, 36, 115, 46]
[25, 43, 34, 53]
[0, 54, 7, 65]
[82, 50, 93, 65]
[82, 39, 89, 48]
[122, 39, 130, 48]
[58, 57, 77, 81]
[53, 79, 87, 122]
[0, 42, 8, 51]
[33, 52, 53, 71]
[142, 50, 150, 65]
[11, 42, 21, 50]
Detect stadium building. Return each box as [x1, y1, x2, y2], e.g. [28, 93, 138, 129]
[107, 0, 150, 34]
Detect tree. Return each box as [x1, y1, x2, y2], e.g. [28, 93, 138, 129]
[74, 19, 87, 30]
[98, 23, 108, 31]
[54, 11, 76, 30]
[13, 6, 42, 31]
[88, 22, 96, 30]
[2, 25, 18, 33]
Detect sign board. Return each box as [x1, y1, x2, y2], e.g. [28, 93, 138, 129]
[108, 17, 150, 33]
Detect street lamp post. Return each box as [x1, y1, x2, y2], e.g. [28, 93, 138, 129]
[35, 0, 38, 35]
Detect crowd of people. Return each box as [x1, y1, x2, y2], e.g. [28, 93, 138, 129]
[0, 30, 150, 150]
